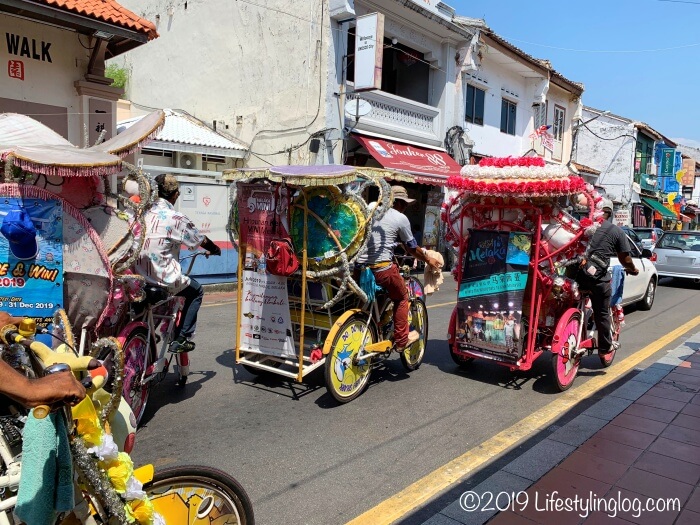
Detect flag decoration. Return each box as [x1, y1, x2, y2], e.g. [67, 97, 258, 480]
[529, 125, 554, 151]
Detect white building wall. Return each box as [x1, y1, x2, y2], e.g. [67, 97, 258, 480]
[114, 0, 332, 167]
[576, 108, 637, 203]
[462, 61, 578, 163]
[0, 16, 93, 144]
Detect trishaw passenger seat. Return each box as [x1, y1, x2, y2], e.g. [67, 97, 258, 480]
[144, 285, 170, 304]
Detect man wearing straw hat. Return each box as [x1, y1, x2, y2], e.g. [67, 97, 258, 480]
[358, 185, 442, 351]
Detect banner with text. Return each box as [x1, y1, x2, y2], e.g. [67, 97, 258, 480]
[237, 183, 295, 357]
[456, 230, 531, 358]
[0, 198, 63, 327]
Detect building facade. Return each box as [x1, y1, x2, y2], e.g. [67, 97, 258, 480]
[0, 0, 156, 144]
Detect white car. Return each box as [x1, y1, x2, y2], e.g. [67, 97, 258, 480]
[610, 232, 657, 310]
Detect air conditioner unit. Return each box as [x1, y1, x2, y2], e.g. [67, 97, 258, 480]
[176, 152, 201, 171]
[646, 163, 656, 175]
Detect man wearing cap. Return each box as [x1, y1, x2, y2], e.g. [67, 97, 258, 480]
[134, 174, 221, 353]
[358, 186, 441, 351]
[577, 199, 638, 355]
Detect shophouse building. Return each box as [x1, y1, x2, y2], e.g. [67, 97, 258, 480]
[0, 0, 157, 144]
[575, 106, 696, 228]
[113, 0, 585, 274]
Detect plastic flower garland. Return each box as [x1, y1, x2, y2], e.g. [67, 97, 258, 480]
[72, 397, 164, 524]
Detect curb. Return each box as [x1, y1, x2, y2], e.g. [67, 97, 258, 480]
[421, 330, 700, 525]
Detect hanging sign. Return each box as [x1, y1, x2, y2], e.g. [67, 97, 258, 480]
[660, 148, 676, 176]
[237, 183, 295, 358]
[0, 198, 63, 328]
[456, 231, 532, 359]
[354, 13, 384, 91]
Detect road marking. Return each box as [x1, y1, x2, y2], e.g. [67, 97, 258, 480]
[426, 300, 456, 309]
[345, 314, 700, 525]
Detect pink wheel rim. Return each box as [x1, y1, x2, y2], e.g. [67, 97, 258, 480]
[555, 315, 580, 386]
[123, 335, 149, 421]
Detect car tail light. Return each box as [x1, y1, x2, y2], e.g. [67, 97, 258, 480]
[650, 252, 657, 262]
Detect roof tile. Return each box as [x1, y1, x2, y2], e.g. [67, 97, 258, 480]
[34, 0, 158, 40]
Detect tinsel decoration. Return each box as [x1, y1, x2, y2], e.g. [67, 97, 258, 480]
[91, 336, 125, 425]
[71, 437, 130, 524]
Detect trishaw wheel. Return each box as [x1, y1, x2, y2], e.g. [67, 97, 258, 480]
[122, 327, 151, 425]
[144, 465, 254, 525]
[600, 309, 620, 368]
[400, 299, 428, 371]
[449, 345, 474, 368]
[324, 315, 374, 403]
[552, 310, 582, 392]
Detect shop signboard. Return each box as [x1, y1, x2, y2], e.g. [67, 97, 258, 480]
[660, 176, 680, 194]
[0, 198, 63, 328]
[237, 183, 295, 357]
[354, 13, 384, 91]
[613, 209, 630, 227]
[660, 148, 676, 176]
[456, 231, 532, 359]
[681, 158, 696, 186]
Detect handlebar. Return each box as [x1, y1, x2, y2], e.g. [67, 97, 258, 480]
[180, 250, 217, 276]
[1, 321, 103, 418]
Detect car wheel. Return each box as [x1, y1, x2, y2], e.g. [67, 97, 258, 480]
[638, 278, 656, 311]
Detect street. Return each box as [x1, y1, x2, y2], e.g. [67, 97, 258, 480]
[131, 277, 700, 525]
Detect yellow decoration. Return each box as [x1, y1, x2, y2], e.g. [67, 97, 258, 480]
[676, 170, 686, 183]
[126, 498, 155, 524]
[667, 192, 677, 205]
[106, 453, 134, 493]
[72, 397, 104, 446]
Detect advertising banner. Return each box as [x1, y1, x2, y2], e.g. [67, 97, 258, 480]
[237, 184, 295, 357]
[0, 198, 63, 327]
[422, 206, 441, 248]
[456, 231, 532, 358]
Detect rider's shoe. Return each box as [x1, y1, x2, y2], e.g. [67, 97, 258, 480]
[169, 336, 196, 354]
[599, 341, 619, 356]
[396, 330, 420, 352]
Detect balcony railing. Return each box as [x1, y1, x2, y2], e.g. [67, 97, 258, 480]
[345, 87, 442, 147]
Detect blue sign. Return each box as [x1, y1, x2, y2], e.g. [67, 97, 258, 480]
[660, 176, 680, 194]
[0, 198, 63, 328]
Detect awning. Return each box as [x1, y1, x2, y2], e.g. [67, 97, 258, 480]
[353, 134, 461, 185]
[680, 214, 692, 223]
[641, 197, 676, 219]
[684, 205, 700, 216]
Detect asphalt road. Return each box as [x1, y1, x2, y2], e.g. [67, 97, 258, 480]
[131, 276, 700, 525]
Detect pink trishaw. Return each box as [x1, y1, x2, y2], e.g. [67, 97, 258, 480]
[442, 157, 620, 391]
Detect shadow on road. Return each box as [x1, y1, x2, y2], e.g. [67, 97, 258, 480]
[216, 348, 323, 400]
[423, 338, 616, 395]
[658, 276, 700, 290]
[139, 369, 216, 427]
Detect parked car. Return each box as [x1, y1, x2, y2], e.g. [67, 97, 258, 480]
[621, 226, 644, 252]
[612, 231, 658, 310]
[653, 231, 700, 282]
[633, 227, 665, 250]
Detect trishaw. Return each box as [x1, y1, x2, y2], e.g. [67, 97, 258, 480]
[442, 156, 618, 391]
[0, 112, 254, 524]
[225, 165, 428, 403]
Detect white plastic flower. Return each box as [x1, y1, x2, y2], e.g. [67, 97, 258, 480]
[123, 475, 147, 501]
[87, 433, 119, 461]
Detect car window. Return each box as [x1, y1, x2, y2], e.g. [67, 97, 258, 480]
[657, 233, 700, 250]
[634, 230, 652, 240]
[625, 235, 642, 257]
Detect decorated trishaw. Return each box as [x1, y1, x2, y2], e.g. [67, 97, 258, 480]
[225, 165, 428, 403]
[0, 112, 254, 524]
[442, 156, 617, 391]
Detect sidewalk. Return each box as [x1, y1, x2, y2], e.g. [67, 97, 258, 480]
[423, 330, 700, 525]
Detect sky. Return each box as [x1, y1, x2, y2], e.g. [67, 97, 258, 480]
[449, 0, 700, 146]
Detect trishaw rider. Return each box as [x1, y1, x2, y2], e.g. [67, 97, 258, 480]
[135, 174, 221, 353]
[358, 186, 442, 351]
[577, 199, 638, 355]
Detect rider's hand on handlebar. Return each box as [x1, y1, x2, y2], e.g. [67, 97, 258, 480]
[208, 245, 222, 257]
[24, 371, 86, 408]
[625, 266, 639, 276]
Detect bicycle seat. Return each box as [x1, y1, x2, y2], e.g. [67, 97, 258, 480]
[144, 285, 169, 304]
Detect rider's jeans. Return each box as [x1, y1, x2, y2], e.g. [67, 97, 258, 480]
[175, 277, 204, 339]
[373, 264, 409, 347]
[589, 279, 613, 352]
